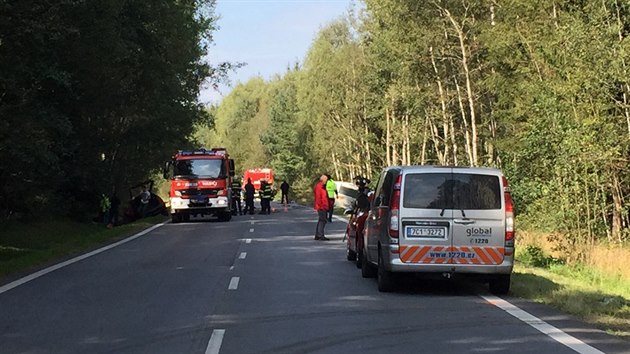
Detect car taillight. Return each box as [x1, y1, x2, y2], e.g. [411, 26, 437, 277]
[502, 176, 515, 246]
[389, 175, 402, 238]
[217, 189, 228, 197]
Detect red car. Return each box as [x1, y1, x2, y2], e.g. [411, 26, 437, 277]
[345, 192, 373, 268]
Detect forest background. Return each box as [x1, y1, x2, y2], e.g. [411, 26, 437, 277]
[200, 0, 630, 274]
[2, 0, 630, 288]
[2, 0, 630, 336]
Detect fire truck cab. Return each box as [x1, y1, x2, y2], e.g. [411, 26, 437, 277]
[164, 148, 235, 223]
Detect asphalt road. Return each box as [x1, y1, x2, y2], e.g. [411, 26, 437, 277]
[1, 202, 629, 354]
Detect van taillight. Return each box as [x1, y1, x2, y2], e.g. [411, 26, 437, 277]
[389, 175, 402, 238]
[502, 176, 515, 245]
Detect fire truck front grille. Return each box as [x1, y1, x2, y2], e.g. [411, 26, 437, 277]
[180, 189, 218, 196]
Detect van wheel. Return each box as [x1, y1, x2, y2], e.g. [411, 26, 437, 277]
[489, 275, 511, 295]
[356, 247, 363, 269]
[361, 248, 376, 278]
[377, 251, 395, 292]
[346, 247, 356, 261]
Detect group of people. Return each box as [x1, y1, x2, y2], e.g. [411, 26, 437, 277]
[313, 174, 338, 241]
[231, 178, 291, 216]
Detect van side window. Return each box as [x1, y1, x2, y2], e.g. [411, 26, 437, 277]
[373, 171, 386, 206]
[375, 171, 395, 207]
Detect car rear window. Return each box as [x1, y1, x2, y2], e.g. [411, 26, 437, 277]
[403, 173, 501, 210]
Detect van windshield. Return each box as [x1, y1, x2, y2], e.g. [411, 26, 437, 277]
[403, 173, 501, 210]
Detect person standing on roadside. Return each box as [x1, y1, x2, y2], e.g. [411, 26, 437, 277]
[280, 180, 290, 206]
[325, 174, 338, 222]
[231, 177, 242, 216]
[314, 174, 330, 241]
[243, 178, 255, 215]
[259, 180, 272, 215]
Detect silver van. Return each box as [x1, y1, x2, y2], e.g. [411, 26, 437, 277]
[361, 166, 515, 294]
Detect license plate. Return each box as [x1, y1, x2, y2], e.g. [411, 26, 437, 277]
[191, 196, 207, 204]
[406, 226, 446, 238]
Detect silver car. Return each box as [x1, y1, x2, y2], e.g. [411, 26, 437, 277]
[361, 166, 515, 293]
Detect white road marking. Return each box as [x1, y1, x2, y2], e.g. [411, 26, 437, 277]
[0, 221, 169, 295]
[229, 266, 234, 271]
[482, 295, 605, 354]
[250, 221, 255, 225]
[228, 277, 240, 290]
[239, 252, 247, 259]
[245, 238, 252, 244]
[249, 228, 254, 233]
[205, 329, 225, 354]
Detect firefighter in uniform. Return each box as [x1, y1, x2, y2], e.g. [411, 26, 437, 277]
[259, 180, 272, 215]
[231, 177, 242, 215]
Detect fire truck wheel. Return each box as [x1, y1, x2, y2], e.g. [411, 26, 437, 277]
[183, 214, 190, 222]
[218, 211, 232, 222]
[171, 214, 180, 223]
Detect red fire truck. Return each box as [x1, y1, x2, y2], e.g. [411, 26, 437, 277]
[163, 148, 235, 223]
[243, 168, 274, 191]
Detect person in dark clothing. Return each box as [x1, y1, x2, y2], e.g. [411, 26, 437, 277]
[231, 178, 242, 215]
[243, 178, 255, 215]
[107, 190, 121, 228]
[280, 180, 290, 205]
[259, 180, 272, 214]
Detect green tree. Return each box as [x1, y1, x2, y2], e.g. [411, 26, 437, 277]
[0, 0, 230, 218]
[261, 70, 306, 184]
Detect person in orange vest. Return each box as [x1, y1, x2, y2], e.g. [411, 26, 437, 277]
[314, 174, 330, 241]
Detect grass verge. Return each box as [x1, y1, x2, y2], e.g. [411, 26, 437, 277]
[512, 260, 630, 340]
[0, 215, 167, 281]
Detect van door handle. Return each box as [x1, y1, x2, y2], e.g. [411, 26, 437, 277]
[453, 219, 475, 225]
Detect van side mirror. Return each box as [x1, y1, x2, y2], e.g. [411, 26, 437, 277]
[229, 159, 235, 177]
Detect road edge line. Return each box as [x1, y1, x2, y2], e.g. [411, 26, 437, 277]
[0, 220, 169, 295]
[481, 295, 605, 354]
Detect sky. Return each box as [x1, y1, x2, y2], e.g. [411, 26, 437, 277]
[199, 0, 355, 104]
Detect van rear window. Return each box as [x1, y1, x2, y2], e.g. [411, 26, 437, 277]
[403, 173, 501, 210]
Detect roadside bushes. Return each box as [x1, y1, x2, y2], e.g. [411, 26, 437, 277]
[519, 245, 564, 268]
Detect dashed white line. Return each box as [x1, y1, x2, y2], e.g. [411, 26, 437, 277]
[239, 252, 247, 259]
[205, 329, 225, 354]
[482, 295, 605, 354]
[250, 221, 255, 225]
[245, 238, 252, 244]
[228, 277, 240, 290]
[249, 228, 254, 233]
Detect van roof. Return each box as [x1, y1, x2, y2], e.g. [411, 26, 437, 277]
[385, 165, 503, 175]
